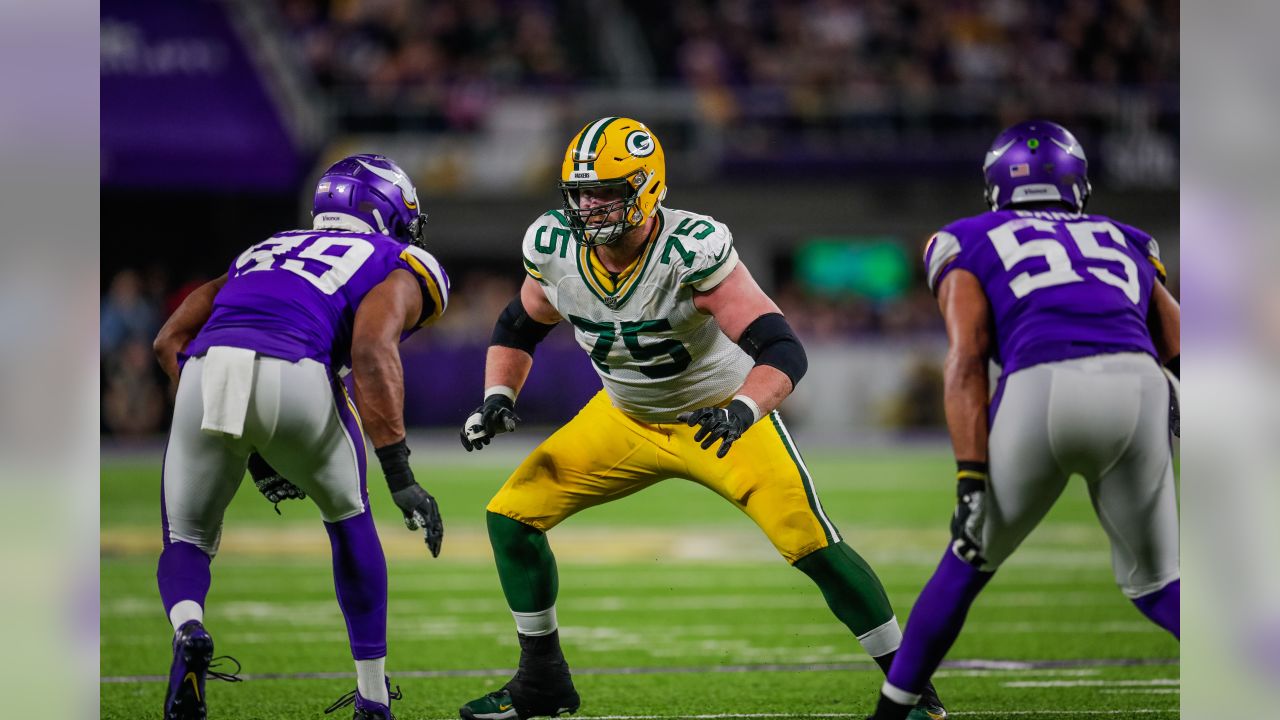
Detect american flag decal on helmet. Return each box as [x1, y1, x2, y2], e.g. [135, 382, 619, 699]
[1010, 163, 1030, 177]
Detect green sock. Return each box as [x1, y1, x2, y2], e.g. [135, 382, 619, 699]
[487, 512, 558, 613]
[794, 541, 896, 637]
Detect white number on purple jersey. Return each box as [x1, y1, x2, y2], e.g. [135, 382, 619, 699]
[235, 234, 375, 295]
[988, 219, 1140, 304]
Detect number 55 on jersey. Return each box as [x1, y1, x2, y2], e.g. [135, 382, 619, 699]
[925, 209, 1166, 376]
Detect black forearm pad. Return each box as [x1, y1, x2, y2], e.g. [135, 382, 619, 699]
[1164, 355, 1179, 379]
[491, 296, 557, 354]
[737, 312, 807, 388]
[374, 439, 415, 492]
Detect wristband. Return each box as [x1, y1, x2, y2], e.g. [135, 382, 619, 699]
[1164, 355, 1179, 379]
[956, 460, 989, 482]
[374, 439, 415, 492]
[485, 385, 517, 402]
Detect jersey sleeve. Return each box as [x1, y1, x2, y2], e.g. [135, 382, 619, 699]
[1114, 221, 1168, 285]
[398, 245, 450, 327]
[521, 210, 573, 286]
[676, 216, 738, 291]
[923, 228, 965, 294]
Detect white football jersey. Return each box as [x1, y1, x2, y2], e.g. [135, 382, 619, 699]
[521, 206, 754, 423]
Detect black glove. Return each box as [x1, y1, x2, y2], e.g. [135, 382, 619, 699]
[247, 452, 306, 514]
[460, 393, 520, 451]
[950, 461, 989, 566]
[677, 399, 756, 458]
[375, 440, 444, 558]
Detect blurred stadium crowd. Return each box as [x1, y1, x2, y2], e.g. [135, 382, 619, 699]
[277, 0, 1178, 134]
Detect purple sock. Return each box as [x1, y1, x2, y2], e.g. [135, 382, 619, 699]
[156, 541, 212, 615]
[325, 511, 388, 660]
[1132, 579, 1180, 639]
[886, 548, 994, 694]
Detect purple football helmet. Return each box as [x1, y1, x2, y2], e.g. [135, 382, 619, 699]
[312, 154, 428, 247]
[982, 120, 1091, 213]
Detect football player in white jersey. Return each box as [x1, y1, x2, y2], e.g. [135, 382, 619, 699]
[456, 118, 946, 720]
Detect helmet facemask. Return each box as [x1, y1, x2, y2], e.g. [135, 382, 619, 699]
[407, 211, 429, 249]
[559, 173, 647, 247]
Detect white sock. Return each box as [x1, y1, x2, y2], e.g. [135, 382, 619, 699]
[857, 615, 902, 657]
[356, 657, 388, 705]
[511, 605, 558, 636]
[881, 680, 921, 707]
[169, 600, 203, 634]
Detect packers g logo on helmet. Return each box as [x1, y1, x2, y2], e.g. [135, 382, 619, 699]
[625, 130, 655, 158]
[559, 117, 667, 247]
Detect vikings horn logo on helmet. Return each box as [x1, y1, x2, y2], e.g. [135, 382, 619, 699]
[357, 158, 419, 210]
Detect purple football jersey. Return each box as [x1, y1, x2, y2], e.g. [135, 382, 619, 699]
[185, 229, 449, 368]
[924, 209, 1166, 375]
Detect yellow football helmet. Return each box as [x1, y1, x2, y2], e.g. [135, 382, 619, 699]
[559, 117, 667, 246]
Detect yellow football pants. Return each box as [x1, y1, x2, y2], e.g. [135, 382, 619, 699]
[487, 390, 842, 563]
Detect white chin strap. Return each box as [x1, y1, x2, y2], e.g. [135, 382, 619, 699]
[583, 221, 627, 244]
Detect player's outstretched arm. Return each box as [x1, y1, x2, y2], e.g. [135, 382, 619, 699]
[352, 269, 445, 557]
[461, 277, 561, 451]
[937, 268, 994, 565]
[682, 263, 807, 457]
[152, 274, 227, 384]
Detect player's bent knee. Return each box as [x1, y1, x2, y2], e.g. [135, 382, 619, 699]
[1120, 572, 1180, 600]
[766, 509, 830, 563]
[787, 541, 830, 566]
[486, 510, 544, 550]
[315, 497, 367, 524]
[168, 528, 220, 559]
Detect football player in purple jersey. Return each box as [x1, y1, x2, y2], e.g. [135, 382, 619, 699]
[151, 154, 451, 720]
[869, 121, 1181, 720]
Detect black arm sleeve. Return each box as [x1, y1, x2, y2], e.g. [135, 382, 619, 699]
[737, 312, 807, 388]
[491, 296, 557, 354]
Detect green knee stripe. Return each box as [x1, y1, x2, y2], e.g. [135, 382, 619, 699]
[487, 512, 559, 614]
[769, 412, 841, 544]
[794, 541, 895, 636]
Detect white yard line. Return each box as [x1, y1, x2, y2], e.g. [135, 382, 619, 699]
[101, 656, 1177, 684]
[1004, 679, 1178, 688]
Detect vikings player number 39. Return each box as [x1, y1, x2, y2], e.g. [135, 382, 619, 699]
[152, 154, 448, 720]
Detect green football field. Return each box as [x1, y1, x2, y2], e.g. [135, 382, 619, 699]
[101, 443, 1179, 719]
